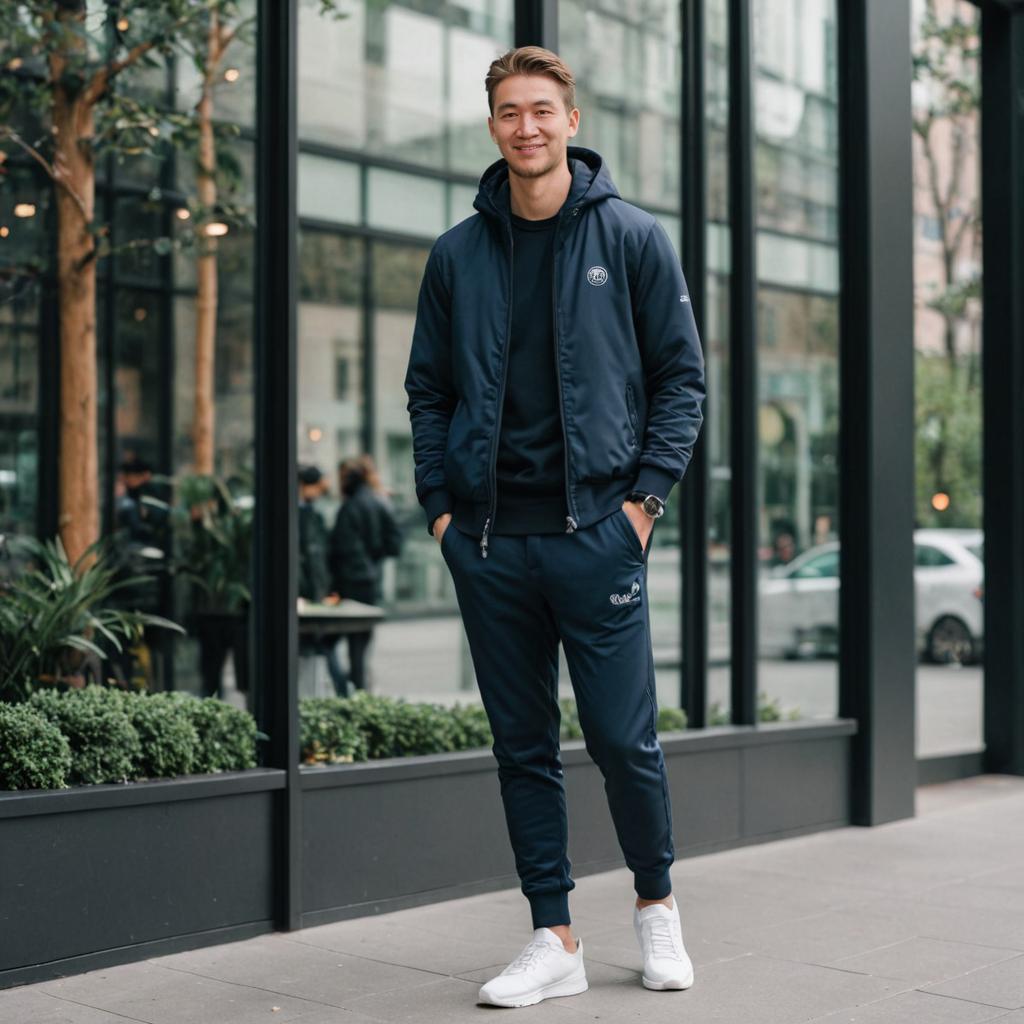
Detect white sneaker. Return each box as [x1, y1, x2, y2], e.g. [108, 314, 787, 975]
[478, 927, 588, 1008]
[634, 898, 695, 990]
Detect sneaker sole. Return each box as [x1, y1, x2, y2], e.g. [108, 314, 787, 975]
[642, 970, 694, 991]
[479, 970, 589, 1008]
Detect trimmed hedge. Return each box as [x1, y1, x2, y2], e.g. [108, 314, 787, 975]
[2, 685, 691, 787]
[0, 684, 259, 791]
[300, 693, 689, 765]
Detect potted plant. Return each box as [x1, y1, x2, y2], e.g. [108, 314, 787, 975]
[0, 535, 183, 704]
[168, 473, 253, 697]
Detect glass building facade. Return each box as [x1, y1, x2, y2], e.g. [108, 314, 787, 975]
[4, 0, 1024, 986]
[0, 0, 1015, 798]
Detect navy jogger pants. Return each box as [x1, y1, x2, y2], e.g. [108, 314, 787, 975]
[440, 505, 675, 929]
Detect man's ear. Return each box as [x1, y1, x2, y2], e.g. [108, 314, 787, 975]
[567, 107, 580, 138]
[487, 115, 496, 144]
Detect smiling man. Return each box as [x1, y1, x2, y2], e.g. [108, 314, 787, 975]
[403, 45, 706, 1008]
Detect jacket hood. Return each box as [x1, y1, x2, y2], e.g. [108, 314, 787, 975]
[473, 145, 620, 223]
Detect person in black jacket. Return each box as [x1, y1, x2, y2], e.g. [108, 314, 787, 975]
[403, 46, 705, 1006]
[297, 464, 346, 691]
[328, 454, 402, 694]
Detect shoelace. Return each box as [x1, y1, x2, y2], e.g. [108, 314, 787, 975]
[642, 914, 683, 960]
[506, 939, 558, 975]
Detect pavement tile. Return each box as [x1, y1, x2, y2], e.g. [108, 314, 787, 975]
[32, 961, 320, 1023]
[469, 952, 905, 1024]
[150, 931, 447, 1003]
[340, 975, 584, 1022]
[805, 988, 1012, 1023]
[831, 936, 1022, 986]
[0, 987, 149, 1024]
[923, 954, 1024, 1010]
[849, 896, 1024, 953]
[276, 918, 526, 977]
[716, 907, 920, 965]
[913, 882, 1024, 915]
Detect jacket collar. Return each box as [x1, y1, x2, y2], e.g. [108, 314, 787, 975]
[472, 145, 620, 225]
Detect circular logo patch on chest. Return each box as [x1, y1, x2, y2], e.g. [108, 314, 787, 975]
[587, 266, 608, 286]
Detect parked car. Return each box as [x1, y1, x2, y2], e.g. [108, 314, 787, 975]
[758, 529, 983, 664]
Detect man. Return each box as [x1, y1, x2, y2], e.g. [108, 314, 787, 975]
[404, 46, 705, 1008]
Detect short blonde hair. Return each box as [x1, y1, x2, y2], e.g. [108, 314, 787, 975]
[485, 46, 576, 116]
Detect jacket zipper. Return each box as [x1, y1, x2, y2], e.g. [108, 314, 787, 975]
[626, 382, 639, 448]
[555, 206, 581, 533]
[479, 219, 516, 558]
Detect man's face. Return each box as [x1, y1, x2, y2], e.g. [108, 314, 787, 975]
[488, 74, 580, 182]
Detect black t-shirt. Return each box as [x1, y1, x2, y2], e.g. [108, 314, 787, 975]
[491, 208, 569, 534]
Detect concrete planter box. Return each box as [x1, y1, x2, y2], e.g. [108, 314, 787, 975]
[1, 719, 855, 988]
[301, 719, 857, 925]
[0, 769, 285, 987]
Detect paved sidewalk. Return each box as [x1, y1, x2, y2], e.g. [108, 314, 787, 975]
[5, 774, 1024, 1023]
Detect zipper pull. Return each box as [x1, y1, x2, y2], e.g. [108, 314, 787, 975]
[480, 516, 491, 558]
[565, 516, 578, 534]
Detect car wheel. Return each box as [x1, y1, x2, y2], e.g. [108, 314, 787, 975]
[926, 615, 975, 665]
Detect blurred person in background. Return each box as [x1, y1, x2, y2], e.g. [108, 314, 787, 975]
[328, 454, 403, 694]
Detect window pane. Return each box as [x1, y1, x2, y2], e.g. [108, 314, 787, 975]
[911, 0, 982, 755]
[367, 168, 445, 236]
[299, 155, 360, 225]
[754, 0, 840, 721]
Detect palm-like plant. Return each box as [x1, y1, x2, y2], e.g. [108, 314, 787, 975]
[170, 473, 253, 614]
[0, 536, 184, 703]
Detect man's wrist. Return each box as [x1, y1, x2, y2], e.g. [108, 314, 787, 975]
[626, 491, 666, 519]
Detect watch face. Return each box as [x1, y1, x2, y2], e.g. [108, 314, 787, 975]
[642, 495, 665, 517]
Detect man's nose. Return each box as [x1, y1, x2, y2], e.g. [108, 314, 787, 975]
[516, 117, 539, 137]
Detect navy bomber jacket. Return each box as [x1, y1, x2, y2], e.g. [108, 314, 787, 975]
[403, 145, 706, 559]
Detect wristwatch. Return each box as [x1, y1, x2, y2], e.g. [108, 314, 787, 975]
[626, 491, 666, 519]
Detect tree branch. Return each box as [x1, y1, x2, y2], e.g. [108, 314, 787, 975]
[81, 12, 198, 108]
[0, 125, 91, 224]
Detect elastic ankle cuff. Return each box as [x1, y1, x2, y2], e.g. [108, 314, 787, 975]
[635, 870, 672, 901]
[528, 889, 571, 929]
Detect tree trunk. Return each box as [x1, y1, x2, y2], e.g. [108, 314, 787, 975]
[192, 12, 220, 476]
[53, 84, 99, 567]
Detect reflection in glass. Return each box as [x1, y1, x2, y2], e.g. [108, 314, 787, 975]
[294, 1, 513, 720]
[911, 0, 982, 757]
[705, 0, 733, 722]
[754, 0, 840, 722]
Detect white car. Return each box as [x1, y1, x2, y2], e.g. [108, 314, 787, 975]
[758, 529, 983, 664]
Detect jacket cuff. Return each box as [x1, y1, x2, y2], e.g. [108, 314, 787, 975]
[630, 465, 679, 505]
[423, 488, 453, 537]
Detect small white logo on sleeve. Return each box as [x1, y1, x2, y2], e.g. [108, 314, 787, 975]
[680, 294, 690, 303]
[587, 266, 608, 286]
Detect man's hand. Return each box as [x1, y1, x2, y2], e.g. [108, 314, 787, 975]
[621, 500, 655, 552]
[432, 512, 453, 545]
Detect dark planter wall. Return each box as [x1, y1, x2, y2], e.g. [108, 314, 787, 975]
[0, 770, 284, 986]
[300, 721, 856, 926]
[0, 723, 853, 988]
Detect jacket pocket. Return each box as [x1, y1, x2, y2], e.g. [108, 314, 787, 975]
[625, 383, 639, 449]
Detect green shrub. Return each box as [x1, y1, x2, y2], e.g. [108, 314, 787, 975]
[28, 684, 143, 785]
[559, 697, 584, 739]
[0, 701, 73, 791]
[657, 706, 688, 732]
[299, 697, 367, 764]
[341, 691, 403, 759]
[184, 696, 258, 773]
[707, 696, 802, 725]
[449, 702, 493, 750]
[300, 694, 496, 764]
[124, 691, 200, 778]
[392, 700, 459, 757]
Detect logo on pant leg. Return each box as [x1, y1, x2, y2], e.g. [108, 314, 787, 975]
[609, 579, 641, 605]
